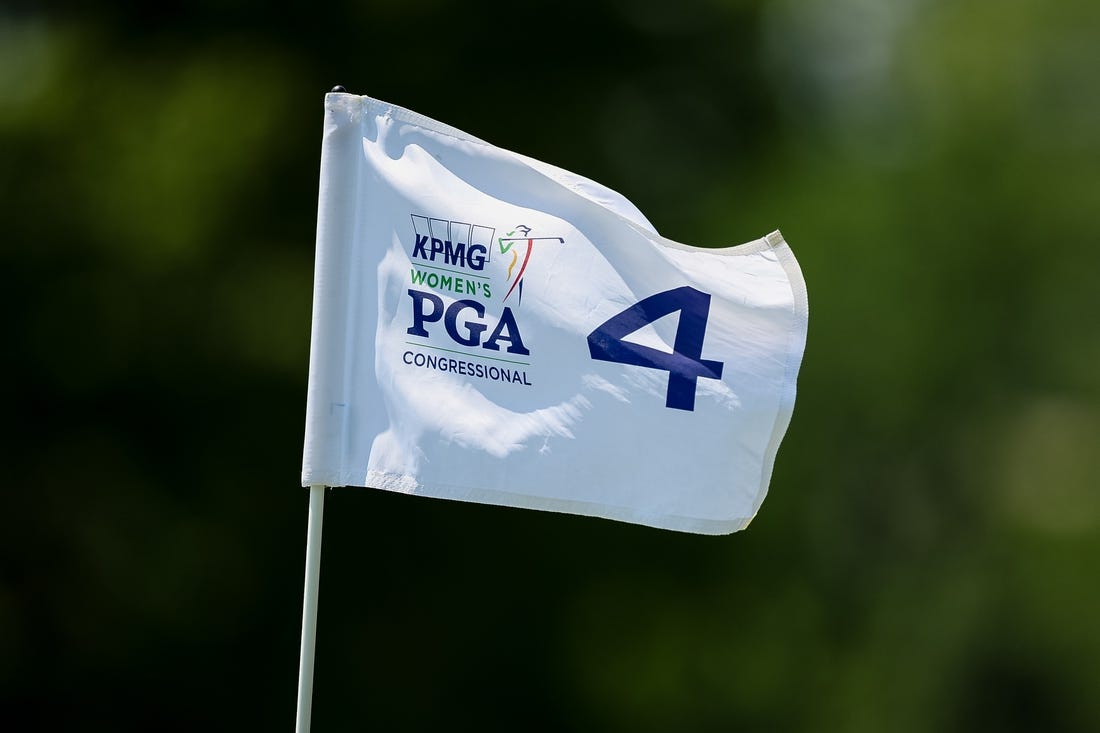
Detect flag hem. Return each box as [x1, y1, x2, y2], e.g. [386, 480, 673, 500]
[744, 229, 809, 526]
[299, 468, 752, 535]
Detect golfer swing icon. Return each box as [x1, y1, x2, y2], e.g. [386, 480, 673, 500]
[497, 224, 565, 305]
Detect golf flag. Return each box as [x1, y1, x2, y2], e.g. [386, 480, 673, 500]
[302, 92, 808, 534]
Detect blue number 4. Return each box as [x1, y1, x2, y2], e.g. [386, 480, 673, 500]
[587, 287, 724, 411]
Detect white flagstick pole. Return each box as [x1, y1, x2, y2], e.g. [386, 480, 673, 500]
[295, 485, 326, 732]
[297, 84, 354, 732]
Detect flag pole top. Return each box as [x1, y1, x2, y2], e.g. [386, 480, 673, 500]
[330, 85, 347, 93]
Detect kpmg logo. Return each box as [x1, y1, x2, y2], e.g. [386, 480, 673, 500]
[402, 213, 565, 387]
[409, 215, 495, 272]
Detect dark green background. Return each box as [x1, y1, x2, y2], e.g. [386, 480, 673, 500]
[3, 0, 1099, 730]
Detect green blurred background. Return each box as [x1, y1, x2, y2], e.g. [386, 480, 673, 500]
[3, 0, 1099, 730]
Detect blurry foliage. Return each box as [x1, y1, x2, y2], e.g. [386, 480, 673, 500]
[2, 0, 1099, 730]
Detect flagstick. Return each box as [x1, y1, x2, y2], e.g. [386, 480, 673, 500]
[295, 485, 326, 733]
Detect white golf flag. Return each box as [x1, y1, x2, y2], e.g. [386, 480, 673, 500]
[302, 92, 808, 534]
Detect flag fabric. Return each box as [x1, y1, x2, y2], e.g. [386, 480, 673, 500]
[302, 92, 808, 535]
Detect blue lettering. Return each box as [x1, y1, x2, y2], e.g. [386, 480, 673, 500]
[411, 223, 490, 272]
[407, 290, 528, 355]
[445, 240, 467, 268]
[429, 237, 446, 260]
[407, 289, 444, 337]
[445, 299, 488, 347]
[483, 307, 530, 355]
[588, 287, 722, 411]
[467, 244, 487, 271]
